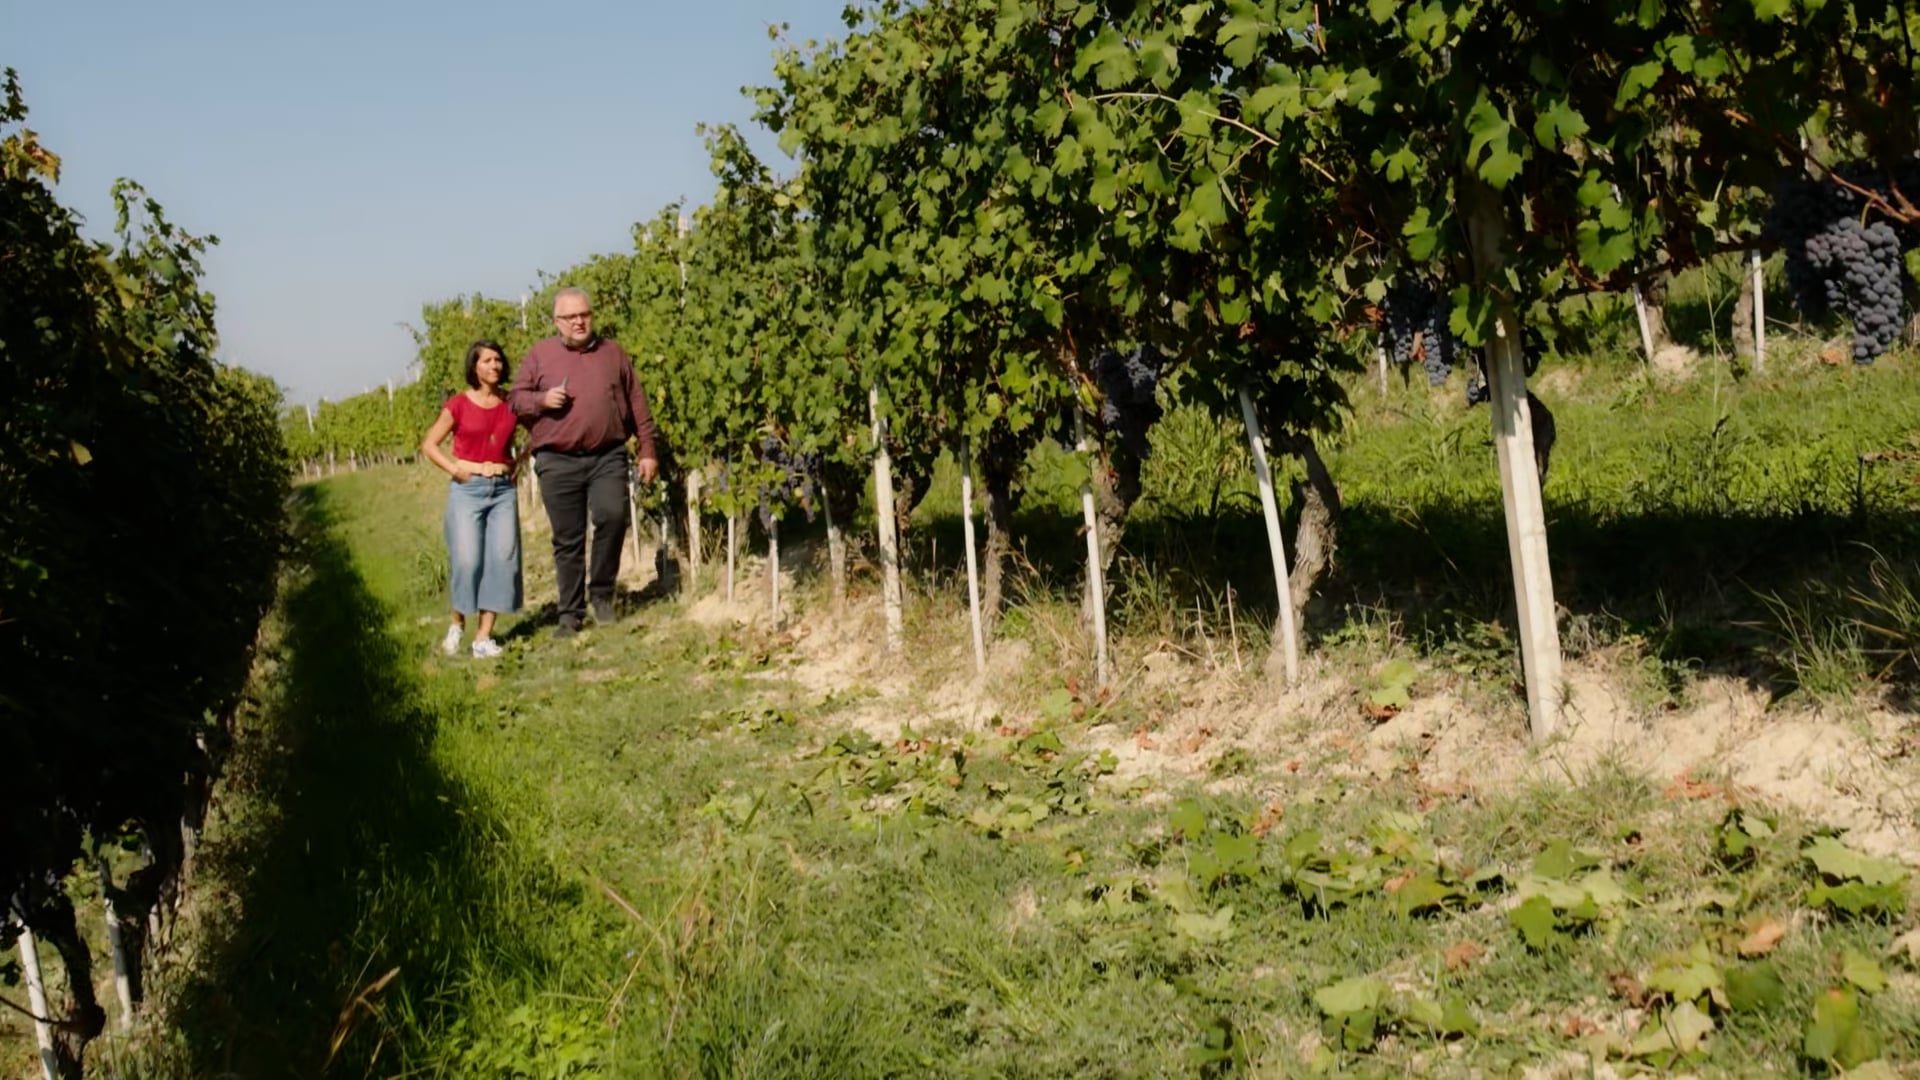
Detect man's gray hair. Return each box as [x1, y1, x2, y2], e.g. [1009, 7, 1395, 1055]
[552, 286, 592, 311]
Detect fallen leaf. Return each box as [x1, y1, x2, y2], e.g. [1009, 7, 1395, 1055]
[1133, 725, 1155, 751]
[1444, 941, 1485, 971]
[1250, 800, 1285, 838]
[1663, 771, 1724, 801]
[1608, 971, 1653, 1009]
[1364, 702, 1400, 721]
[1383, 870, 1415, 894]
[1181, 726, 1214, 754]
[1560, 1013, 1600, 1039]
[1738, 918, 1787, 958]
[1286, 759, 1302, 773]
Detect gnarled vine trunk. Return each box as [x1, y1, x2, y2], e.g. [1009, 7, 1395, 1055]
[1277, 433, 1342, 638]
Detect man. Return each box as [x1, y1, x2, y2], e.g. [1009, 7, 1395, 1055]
[509, 287, 660, 637]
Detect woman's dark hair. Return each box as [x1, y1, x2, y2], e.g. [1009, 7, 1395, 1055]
[463, 340, 510, 389]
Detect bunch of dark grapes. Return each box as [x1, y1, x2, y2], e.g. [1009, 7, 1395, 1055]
[756, 435, 818, 531]
[1089, 345, 1165, 460]
[1382, 276, 1456, 385]
[1764, 161, 1917, 364]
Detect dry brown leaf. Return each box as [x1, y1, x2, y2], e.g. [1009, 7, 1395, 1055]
[1559, 1013, 1601, 1039]
[1133, 725, 1156, 751]
[1443, 941, 1486, 971]
[1662, 771, 1724, 801]
[1383, 870, 1415, 894]
[1251, 800, 1285, 838]
[1607, 971, 1652, 1009]
[1738, 918, 1787, 958]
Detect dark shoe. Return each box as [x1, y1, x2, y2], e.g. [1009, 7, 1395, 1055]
[555, 615, 582, 640]
[591, 597, 617, 626]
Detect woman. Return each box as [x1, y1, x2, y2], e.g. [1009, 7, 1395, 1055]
[421, 340, 523, 658]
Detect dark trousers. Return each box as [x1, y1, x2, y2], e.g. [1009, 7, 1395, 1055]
[535, 445, 629, 622]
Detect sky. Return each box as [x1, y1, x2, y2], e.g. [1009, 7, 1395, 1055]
[4, 0, 850, 405]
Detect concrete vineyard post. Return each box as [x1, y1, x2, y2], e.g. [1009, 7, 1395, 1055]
[1465, 180, 1565, 740]
[1375, 342, 1388, 398]
[16, 919, 57, 1080]
[686, 470, 702, 588]
[1752, 249, 1767, 372]
[98, 861, 133, 1032]
[1236, 386, 1301, 687]
[726, 513, 737, 602]
[869, 386, 904, 650]
[821, 477, 847, 603]
[1074, 413, 1109, 687]
[769, 513, 781, 626]
[961, 436, 987, 675]
[1631, 284, 1656, 364]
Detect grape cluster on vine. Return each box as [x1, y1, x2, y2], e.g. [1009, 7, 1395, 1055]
[756, 434, 819, 530]
[1764, 161, 1917, 364]
[1381, 276, 1457, 385]
[1090, 345, 1165, 460]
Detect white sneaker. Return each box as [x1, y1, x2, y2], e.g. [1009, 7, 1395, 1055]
[441, 624, 463, 656]
[471, 637, 503, 659]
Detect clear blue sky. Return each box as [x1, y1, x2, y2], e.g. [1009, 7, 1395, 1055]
[4, 0, 849, 405]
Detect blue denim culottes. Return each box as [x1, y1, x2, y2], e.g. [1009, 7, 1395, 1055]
[445, 476, 523, 615]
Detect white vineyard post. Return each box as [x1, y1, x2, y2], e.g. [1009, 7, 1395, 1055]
[1375, 342, 1389, 398]
[1630, 284, 1656, 364]
[1466, 182, 1564, 740]
[1074, 413, 1110, 687]
[869, 386, 904, 649]
[821, 476, 847, 603]
[685, 470, 702, 589]
[1751, 249, 1767, 372]
[960, 436, 987, 675]
[97, 862, 134, 1033]
[725, 512, 737, 602]
[16, 918, 57, 1080]
[768, 513, 781, 626]
[1236, 387, 1301, 687]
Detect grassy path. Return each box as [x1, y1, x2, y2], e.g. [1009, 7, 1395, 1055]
[136, 468, 1919, 1078]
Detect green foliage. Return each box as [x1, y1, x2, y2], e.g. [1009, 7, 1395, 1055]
[1803, 835, 1909, 919]
[0, 69, 287, 1066]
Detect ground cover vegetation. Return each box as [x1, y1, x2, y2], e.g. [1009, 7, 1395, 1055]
[7, 0, 1920, 1075]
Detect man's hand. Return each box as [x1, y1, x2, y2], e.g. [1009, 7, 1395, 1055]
[636, 457, 659, 484]
[541, 385, 571, 411]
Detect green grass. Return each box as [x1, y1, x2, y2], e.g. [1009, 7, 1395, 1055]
[111, 454, 1918, 1078]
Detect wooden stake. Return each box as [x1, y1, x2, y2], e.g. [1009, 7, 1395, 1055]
[869, 387, 904, 649]
[1074, 413, 1109, 687]
[16, 919, 57, 1080]
[961, 436, 987, 675]
[626, 472, 643, 577]
[1236, 387, 1301, 687]
[1751, 249, 1767, 372]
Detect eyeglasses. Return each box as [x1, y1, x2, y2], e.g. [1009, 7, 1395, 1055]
[556, 311, 593, 323]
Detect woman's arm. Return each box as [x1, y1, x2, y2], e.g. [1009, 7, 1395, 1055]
[420, 407, 473, 482]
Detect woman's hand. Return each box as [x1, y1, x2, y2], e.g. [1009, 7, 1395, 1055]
[452, 462, 477, 483]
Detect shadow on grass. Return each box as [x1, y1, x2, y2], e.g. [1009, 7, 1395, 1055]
[891, 492, 1919, 702]
[152, 485, 565, 1076]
